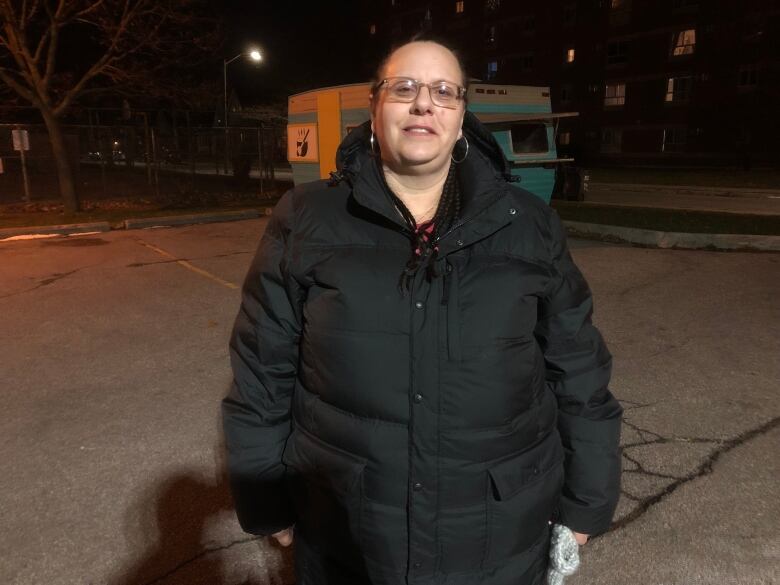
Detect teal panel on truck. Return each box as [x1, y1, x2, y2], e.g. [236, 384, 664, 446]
[342, 109, 370, 137]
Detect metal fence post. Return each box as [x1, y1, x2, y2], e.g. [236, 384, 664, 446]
[16, 125, 31, 202]
[257, 127, 264, 198]
[150, 126, 160, 199]
[143, 112, 152, 188]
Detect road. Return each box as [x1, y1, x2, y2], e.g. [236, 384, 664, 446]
[0, 218, 777, 585]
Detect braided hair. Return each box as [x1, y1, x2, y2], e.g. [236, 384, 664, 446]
[391, 159, 462, 294]
[369, 35, 470, 295]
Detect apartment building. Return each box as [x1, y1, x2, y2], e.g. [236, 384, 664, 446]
[365, 0, 779, 166]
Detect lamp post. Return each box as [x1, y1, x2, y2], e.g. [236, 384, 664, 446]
[223, 49, 263, 174]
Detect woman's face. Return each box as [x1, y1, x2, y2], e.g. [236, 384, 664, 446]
[371, 42, 466, 176]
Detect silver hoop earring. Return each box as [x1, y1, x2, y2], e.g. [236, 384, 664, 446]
[451, 135, 469, 164]
[370, 131, 377, 154]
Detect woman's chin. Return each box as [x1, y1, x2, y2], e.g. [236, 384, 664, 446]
[397, 150, 448, 170]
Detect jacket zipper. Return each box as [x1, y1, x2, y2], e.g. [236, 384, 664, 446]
[434, 188, 508, 245]
[440, 260, 461, 361]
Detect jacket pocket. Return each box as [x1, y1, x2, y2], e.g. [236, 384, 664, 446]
[437, 502, 488, 574]
[282, 425, 367, 567]
[483, 430, 565, 566]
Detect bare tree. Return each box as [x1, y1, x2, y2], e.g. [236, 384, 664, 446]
[0, 0, 220, 211]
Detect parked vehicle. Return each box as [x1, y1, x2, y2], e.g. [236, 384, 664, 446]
[287, 82, 585, 202]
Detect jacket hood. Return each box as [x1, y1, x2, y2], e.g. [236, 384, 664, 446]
[333, 110, 516, 186]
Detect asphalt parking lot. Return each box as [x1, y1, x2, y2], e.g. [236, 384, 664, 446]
[1, 218, 777, 585]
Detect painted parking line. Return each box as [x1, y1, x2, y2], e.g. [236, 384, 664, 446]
[134, 238, 239, 290]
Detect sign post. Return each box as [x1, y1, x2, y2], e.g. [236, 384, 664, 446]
[12, 128, 31, 202]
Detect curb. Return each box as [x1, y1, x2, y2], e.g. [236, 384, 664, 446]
[589, 182, 780, 199]
[2, 210, 776, 252]
[0, 208, 273, 242]
[123, 208, 268, 230]
[564, 220, 780, 251]
[0, 221, 111, 240]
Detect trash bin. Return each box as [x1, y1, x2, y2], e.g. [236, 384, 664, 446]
[553, 164, 587, 201]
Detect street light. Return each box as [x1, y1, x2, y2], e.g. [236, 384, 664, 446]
[223, 48, 263, 173]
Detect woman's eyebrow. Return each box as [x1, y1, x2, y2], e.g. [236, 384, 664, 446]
[391, 75, 460, 85]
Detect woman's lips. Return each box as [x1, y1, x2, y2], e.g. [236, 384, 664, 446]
[403, 126, 437, 136]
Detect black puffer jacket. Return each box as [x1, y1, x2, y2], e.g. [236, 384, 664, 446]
[222, 112, 623, 585]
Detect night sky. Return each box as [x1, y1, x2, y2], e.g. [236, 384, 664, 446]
[220, 0, 377, 104]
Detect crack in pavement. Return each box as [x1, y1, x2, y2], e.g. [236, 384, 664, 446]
[621, 418, 724, 448]
[126, 250, 252, 269]
[619, 399, 659, 411]
[621, 452, 683, 481]
[140, 535, 261, 585]
[0, 268, 81, 299]
[610, 415, 780, 533]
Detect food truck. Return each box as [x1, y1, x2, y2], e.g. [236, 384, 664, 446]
[287, 82, 585, 203]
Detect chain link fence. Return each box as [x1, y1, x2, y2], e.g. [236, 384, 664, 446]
[0, 110, 291, 208]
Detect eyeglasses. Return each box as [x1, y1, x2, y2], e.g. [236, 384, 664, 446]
[376, 77, 466, 109]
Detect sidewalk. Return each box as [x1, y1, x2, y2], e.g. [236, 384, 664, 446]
[590, 182, 780, 198]
[1, 196, 779, 251]
[587, 182, 780, 216]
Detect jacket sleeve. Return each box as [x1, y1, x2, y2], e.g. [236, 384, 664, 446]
[221, 191, 302, 536]
[534, 210, 623, 536]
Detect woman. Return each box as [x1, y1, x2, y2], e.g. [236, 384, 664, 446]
[222, 39, 622, 585]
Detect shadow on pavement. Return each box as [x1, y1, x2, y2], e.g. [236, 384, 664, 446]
[108, 470, 294, 585]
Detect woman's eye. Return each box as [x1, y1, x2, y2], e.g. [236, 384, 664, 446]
[436, 86, 456, 99]
[394, 84, 415, 95]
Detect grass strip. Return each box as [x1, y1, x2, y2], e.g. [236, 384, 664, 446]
[587, 167, 780, 189]
[553, 201, 780, 236]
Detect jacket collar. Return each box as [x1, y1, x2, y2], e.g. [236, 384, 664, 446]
[334, 112, 519, 253]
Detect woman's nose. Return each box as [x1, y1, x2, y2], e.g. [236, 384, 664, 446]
[410, 85, 434, 114]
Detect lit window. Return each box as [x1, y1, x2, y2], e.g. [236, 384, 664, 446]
[369, 24, 376, 35]
[665, 76, 692, 103]
[559, 131, 571, 145]
[456, 1, 465, 13]
[486, 60, 498, 80]
[671, 29, 696, 56]
[609, 0, 631, 25]
[566, 48, 575, 63]
[485, 61, 498, 81]
[604, 82, 626, 107]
